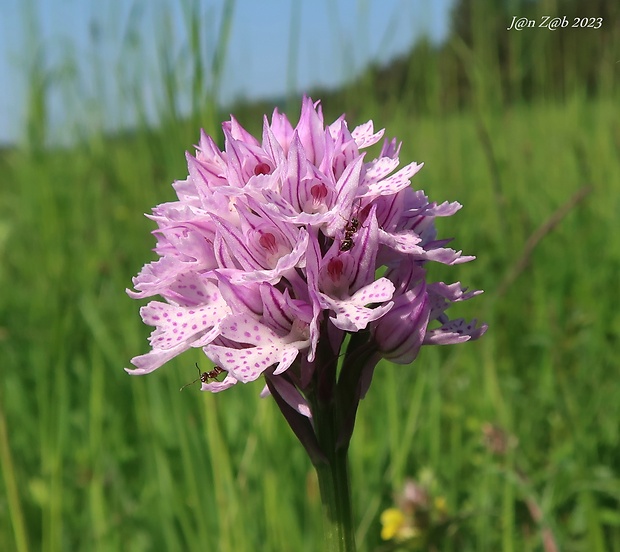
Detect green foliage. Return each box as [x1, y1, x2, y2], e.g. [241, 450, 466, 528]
[2, 95, 619, 552]
[1, 1, 619, 551]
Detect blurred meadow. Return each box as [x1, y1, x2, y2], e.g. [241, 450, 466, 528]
[1, 0, 619, 551]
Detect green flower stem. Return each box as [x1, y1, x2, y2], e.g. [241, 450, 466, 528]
[312, 399, 357, 552]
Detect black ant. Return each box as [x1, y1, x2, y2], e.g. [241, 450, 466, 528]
[339, 210, 362, 252]
[180, 363, 225, 391]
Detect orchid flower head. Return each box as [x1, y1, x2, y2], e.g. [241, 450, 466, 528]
[126, 97, 486, 404]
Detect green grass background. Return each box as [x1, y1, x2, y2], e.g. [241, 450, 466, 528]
[1, 1, 619, 551]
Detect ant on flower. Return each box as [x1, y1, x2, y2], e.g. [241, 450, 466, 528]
[180, 363, 225, 391]
[339, 201, 364, 252]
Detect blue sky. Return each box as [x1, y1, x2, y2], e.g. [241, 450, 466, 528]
[0, 0, 453, 145]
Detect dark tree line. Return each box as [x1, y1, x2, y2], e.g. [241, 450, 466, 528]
[310, 0, 619, 116]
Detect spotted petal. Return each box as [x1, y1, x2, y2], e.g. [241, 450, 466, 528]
[203, 314, 309, 383]
[126, 292, 229, 375]
[320, 278, 395, 332]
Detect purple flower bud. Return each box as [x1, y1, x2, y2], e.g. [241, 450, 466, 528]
[372, 280, 430, 364]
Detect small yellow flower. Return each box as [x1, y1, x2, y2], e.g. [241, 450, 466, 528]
[434, 496, 447, 515]
[380, 508, 405, 540]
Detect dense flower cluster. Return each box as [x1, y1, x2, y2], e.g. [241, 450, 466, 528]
[127, 97, 486, 412]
